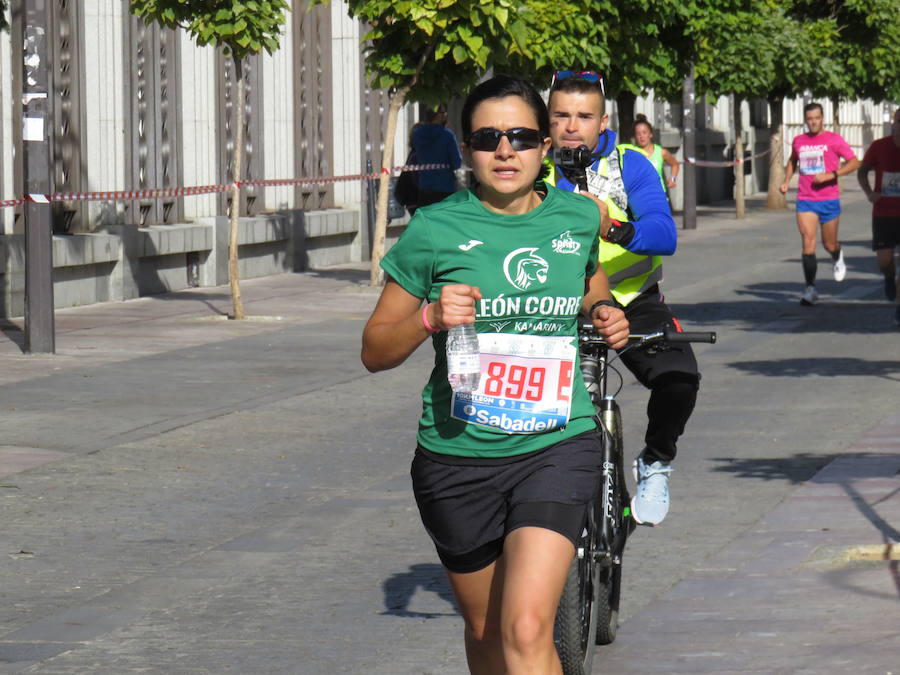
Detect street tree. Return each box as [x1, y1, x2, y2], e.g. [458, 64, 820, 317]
[598, 1, 686, 140]
[316, 0, 515, 285]
[496, 0, 611, 85]
[665, 1, 843, 213]
[319, 0, 610, 286]
[689, 1, 786, 217]
[130, 0, 290, 319]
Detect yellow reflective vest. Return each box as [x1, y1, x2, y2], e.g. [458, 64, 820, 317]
[545, 147, 662, 306]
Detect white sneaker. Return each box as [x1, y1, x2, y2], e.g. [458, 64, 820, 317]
[631, 455, 673, 526]
[800, 285, 818, 305]
[833, 250, 846, 282]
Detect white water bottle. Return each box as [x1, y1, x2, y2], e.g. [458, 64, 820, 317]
[446, 324, 481, 393]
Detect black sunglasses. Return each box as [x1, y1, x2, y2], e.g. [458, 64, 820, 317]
[466, 127, 545, 152]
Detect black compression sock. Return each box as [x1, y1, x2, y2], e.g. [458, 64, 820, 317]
[802, 254, 817, 286]
[830, 246, 842, 261]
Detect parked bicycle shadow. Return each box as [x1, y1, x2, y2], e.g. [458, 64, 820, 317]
[381, 562, 459, 618]
[711, 452, 900, 600]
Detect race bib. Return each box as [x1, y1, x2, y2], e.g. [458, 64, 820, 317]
[799, 149, 826, 176]
[882, 171, 900, 197]
[451, 333, 576, 433]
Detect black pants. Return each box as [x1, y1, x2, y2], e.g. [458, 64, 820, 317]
[619, 287, 700, 464]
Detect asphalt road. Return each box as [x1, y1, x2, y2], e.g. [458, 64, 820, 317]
[1, 186, 897, 673]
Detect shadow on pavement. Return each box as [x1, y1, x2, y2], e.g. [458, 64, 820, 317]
[712, 452, 900, 599]
[0, 320, 25, 352]
[671, 291, 896, 335]
[304, 266, 371, 285]
[709, 453, 836, 484]
[727, 357, 900, 379]
[381, 562, 459, 619]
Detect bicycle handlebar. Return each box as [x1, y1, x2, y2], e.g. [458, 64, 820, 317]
[578, 324, 717, 346]
[665, 330, 717, 344]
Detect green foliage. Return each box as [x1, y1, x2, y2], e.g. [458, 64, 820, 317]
[327, 0, 514, 106]
[496, 1, 610, 86]
[597, 1, 686, 101]
[130, 0, 290, 59]
[686, 0, 900, 103]
[320, 0, 610, 107]
[800, 0, 900, 102]
[0, 0, 8, 33]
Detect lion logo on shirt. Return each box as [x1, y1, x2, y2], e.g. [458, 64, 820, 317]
[503, 247, 549, 291]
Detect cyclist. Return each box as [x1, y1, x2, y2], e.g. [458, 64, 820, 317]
[545, 70, 700, 526]
[779, 102, 860, 305]
[362, 74, 628, 673]
[632, 113, 680, 189]
[857, 107, 900, 326]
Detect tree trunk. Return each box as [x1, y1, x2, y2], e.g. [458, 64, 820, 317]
[368, 44, 434, 287]
[616, 90, 637, 142]
[832, 97, 841, 136]
[766, 94, 787, 210]
[230, 56, 246, 319]
[369, 87, 410, 287]
[733, 95, 745, 219]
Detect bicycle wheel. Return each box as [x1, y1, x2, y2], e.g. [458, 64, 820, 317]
[554, 502, 599, 675]
[593, 554, 622, 645]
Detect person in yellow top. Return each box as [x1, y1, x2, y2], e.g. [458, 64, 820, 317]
[633, 113, 680, 189]
[546, 71, 699, 527]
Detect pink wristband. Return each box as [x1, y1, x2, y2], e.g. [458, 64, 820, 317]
[422, 304, 440, 333]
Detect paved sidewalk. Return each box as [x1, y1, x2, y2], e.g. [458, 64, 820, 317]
[0, 186, 897, 673]
[601, 415, 900, 674]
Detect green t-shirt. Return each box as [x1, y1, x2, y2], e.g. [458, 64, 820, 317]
[381, 186, 601, 459]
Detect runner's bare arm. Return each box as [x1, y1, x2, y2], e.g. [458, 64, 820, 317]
[857, 162, 881, 203]
[780, 155, 797, 193]
[662, 148, 680, 186]
[362, 280, 482, 372]
[582, 269, 628, 350]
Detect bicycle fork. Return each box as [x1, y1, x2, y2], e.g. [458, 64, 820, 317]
[596, 397, 628, 566]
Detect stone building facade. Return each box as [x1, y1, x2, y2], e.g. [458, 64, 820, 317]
[0, 2, 894, 316]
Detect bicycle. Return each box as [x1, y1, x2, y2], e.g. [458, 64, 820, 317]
[554, 324, 717, 675]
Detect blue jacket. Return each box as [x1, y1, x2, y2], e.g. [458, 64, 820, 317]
[552, 129, 676, 256]
[412, 124, 462, 193]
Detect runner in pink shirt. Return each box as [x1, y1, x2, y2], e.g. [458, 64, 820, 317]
[780, 102, 860, 305]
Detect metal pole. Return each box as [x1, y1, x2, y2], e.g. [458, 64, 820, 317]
[21, 0, 55, 353]
[681, 65, 697, 230]
[365, 158, 376, 260]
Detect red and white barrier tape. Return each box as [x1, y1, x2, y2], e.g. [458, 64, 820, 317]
[683, 149, 771, 168]
[0, 163, 452, 208]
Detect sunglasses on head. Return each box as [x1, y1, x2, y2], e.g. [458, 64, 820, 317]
[466, 127, 545, 152]
[551, 70, 605, 95]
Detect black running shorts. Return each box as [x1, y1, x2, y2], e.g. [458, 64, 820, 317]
[410, 429, 604, 574]
[872, 217, 900, 251]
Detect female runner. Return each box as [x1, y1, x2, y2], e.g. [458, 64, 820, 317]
[362, 74, 628, 674]
[633, 113, 680, 189]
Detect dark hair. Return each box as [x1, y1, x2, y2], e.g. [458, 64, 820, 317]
[803, 102, 823, 115]
[424, 105, 447, 124]
[460, 75, 550, 140]
[633, 113, 654, 137]
[548, 76, 606, 116]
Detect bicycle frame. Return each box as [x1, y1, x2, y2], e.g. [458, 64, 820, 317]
[556, 325, 716, 673]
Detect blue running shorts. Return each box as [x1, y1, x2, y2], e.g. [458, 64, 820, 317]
[797, 199, 841, 223]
